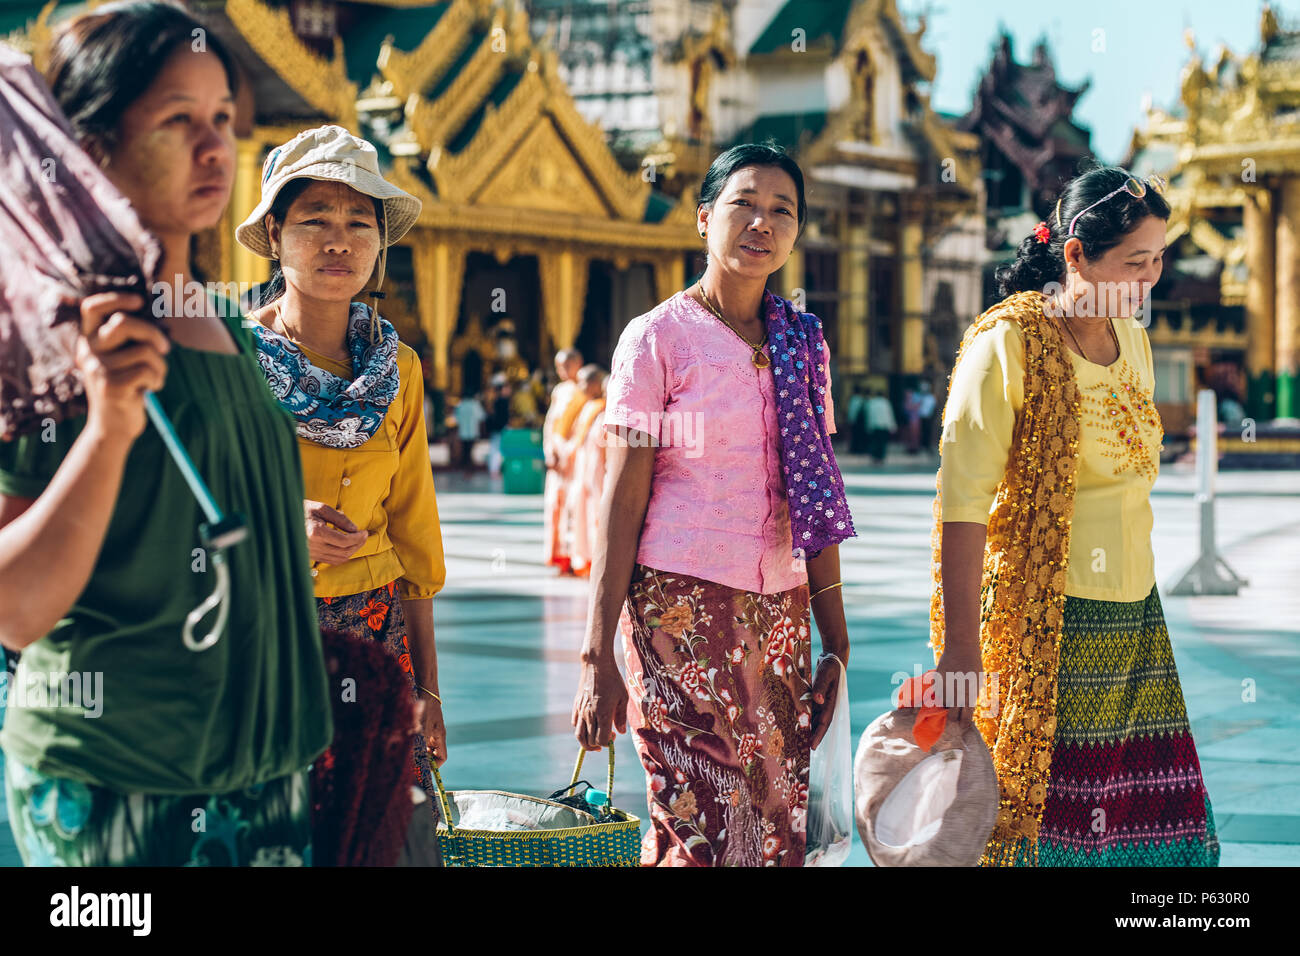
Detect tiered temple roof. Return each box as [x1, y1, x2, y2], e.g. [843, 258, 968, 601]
[958, 33, 1092, 221]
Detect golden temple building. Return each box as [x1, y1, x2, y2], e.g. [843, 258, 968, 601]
[734, 0, 984, 387]
[1126, 4, 1300, 423]
[530, 0, 986, 394]
[5, 0, 991, 414]
[5, 0, 700, 399]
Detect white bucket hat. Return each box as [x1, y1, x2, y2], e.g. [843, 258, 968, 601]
[236, 124, 421, 259]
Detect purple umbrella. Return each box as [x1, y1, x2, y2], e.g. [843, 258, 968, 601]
[0, 43, 246, 650]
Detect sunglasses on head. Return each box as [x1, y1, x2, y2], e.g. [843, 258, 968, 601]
[1055, 174, 1166, 237]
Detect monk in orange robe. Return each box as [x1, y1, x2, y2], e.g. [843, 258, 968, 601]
[542, 348, 585, 572]
[562, 366, 607, 577]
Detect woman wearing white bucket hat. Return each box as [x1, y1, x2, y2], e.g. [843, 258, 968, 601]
[238, 125, 449, 851]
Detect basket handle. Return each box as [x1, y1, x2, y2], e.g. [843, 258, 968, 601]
[430, 762, 457, 837]
[432, 743, 617, 835]
[570, 744, 615, 813]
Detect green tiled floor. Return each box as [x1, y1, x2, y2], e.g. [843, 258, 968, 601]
[1, 464, 1297, 866]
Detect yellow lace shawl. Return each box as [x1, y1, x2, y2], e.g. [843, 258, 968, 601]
[928, 290, 1082, 866]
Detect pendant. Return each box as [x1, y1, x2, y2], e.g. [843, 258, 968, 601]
[752, 349, 771, 369]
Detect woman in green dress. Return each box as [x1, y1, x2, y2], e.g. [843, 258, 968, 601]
[0, 2, 331, 866]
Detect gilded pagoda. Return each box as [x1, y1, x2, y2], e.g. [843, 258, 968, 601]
[1126, 5, 1300, 423]
[4, 0, 699, 397]
[958, 33, 1094, 306]
[4, 0, 988, 402]
[530, 0, 987, 393]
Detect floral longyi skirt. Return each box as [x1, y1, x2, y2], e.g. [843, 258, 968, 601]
[621, 565, 813, 867]
[316, 582, 439, 826]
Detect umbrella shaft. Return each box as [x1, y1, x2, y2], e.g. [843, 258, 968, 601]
[144, 392, 223, 525]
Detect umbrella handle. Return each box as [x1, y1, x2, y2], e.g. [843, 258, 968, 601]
[183, 549, 230, 653]
[145, 392, 224, 525]
[142, 395, 248, 651]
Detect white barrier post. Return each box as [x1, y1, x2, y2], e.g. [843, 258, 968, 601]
[1170, 389, 1247, 596]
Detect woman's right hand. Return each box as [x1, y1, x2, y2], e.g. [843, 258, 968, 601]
[929, 642, 985, 725]
[76, 292, 170, 442]
[304, 500, 369, 565]
[572, 652, 629, 752]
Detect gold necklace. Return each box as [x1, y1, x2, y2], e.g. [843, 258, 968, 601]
[1060, 313, 1120, 365]
[698, 284, 770, 369]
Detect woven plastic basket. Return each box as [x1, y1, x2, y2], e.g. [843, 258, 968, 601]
[433, 745, 640, 867]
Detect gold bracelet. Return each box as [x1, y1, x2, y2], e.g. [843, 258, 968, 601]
[415, 683, 442, 704]
[810, 581, 843, 601]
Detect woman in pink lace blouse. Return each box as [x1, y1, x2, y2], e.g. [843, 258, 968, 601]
[571, 144, 856, 866]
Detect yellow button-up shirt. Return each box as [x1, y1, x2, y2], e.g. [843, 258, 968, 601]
[940, 315, 1163, 602]
[296, 339, 446, 600]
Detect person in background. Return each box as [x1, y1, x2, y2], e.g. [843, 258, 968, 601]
[454, 390, 488, 473]
[1217, 390, 1245, 431]
[487, 372, 512, 477]
[847, 384, 869, 455]
[543, 348, 585, 573]
[864, 385, 898, 465]
[561, 365, 607, 577]
[0, 2, 330, 865]
[903, 383, 923, 454]
[238, 124, 449, 852]
[510, 369, 542, 427]
[916, 378, 937, 452]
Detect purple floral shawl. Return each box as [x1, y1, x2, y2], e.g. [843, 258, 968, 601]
[764, 291, 856, 559]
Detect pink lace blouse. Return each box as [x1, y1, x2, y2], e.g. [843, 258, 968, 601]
[604, 291, 836, 595]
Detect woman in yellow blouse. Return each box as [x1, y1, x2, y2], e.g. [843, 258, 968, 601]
[928, 165, 1219, 867]
[236, 127, 448, 827]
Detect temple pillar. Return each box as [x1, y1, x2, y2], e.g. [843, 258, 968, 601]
[231, 137, 270, 289]
[413, 234, 466, 392]
[899, 196, 925, 375]
[1276, 176, 1300, 419]
[540, 248, 590, 353]
[652, 256, 685, 305]
[839, 212, 870, 376]
[1243, 187, 1276, 420]
[778, 244, 804, 303]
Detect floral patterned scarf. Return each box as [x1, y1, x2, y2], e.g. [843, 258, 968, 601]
[252, 302, 399, 449]
[764, 291, 856, 560]
[928, 290, 1082, 866]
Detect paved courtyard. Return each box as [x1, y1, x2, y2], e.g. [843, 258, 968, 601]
[1, 458, 1295, 866]
[423, 459, 1300, 867]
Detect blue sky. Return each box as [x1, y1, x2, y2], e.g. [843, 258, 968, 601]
[897, 0, 1300, 162]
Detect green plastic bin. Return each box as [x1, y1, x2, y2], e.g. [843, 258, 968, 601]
[501, 428, 545, 494]
[502, 456, 544, 494]
[500, 428, 543, 457]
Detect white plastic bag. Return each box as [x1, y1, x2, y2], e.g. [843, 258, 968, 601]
[805, 656, 853, 867]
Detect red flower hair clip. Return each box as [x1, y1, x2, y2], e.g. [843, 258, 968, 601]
[1033, 221, 1051, 244]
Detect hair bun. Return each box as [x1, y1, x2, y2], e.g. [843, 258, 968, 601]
[995, 232, 1062, 297]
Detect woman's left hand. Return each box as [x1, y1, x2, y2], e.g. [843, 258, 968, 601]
[809, 655, 844, 750]
[420, 692, 448, 768]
